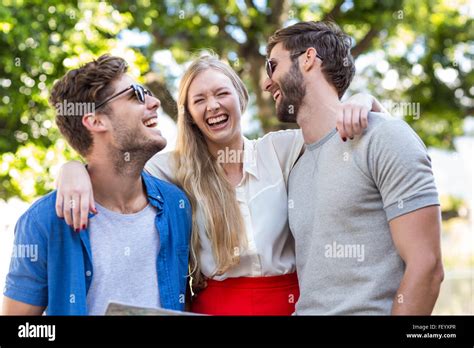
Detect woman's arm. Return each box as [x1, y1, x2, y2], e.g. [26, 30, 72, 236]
[338, 93, 385, 140]
[55, 153, 174, 231]
[55, 160, 94, 231]
[267, 93, 384, 181]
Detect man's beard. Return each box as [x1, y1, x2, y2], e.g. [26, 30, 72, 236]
[276, 60, 306, 123]
[109, 122, 166, 176]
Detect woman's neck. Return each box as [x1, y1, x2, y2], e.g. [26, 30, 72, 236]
[206, 136, 244, 187]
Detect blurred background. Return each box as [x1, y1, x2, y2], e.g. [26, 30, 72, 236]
[0, 0, 472, 314]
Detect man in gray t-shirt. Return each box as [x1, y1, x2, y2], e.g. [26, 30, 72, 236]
[288, 112, 439, 314]
[263, 21, 444, 314]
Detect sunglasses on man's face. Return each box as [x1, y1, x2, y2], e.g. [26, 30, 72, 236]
[265, 50, 324, 79]
[95, 84, 154, 110]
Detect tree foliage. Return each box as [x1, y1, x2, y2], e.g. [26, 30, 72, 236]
[0, 0, 472, 201]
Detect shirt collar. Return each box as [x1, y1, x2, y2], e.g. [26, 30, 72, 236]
[242, 136, 259, 180]
[141, 171, 164, 212]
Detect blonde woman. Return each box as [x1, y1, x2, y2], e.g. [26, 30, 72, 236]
[55, 54, 383, 315]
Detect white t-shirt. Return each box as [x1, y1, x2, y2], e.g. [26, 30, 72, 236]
[145, 129, 304, 280]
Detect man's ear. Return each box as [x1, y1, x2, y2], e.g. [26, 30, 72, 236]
[82, 112, 108, 133]
[302, 47, 320, 72]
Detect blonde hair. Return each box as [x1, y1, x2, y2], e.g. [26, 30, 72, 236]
[173, 53, 249, 289]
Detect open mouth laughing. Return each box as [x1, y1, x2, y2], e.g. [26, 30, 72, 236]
[206, 113, 230, 130]
[142, 116, 158, 128]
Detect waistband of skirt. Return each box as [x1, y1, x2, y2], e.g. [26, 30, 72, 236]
[206, 272, 298, 289]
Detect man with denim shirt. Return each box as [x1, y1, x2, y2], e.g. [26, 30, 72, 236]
[2, 55, 191, 315]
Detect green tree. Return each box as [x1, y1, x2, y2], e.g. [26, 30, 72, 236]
[0, 0, 146, 200]
[109, 0, 473, 146]
[0, 0, 473, 201]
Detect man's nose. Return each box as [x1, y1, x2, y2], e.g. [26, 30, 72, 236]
[262, 77, 273, 92]
[146, 95, 161, 110]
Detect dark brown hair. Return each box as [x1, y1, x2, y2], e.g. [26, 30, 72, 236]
[49, 54, 128, 156]
[267, 21, 355, 99]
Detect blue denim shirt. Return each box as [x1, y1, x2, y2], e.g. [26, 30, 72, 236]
[4, 171, 192, 315]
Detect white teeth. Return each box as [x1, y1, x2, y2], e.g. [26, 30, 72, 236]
[143, 118, 157, 127]
[273, 90, 281, 101]
[207, 114, 229, 125]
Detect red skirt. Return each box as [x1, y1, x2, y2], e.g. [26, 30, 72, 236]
[191, 273, 299, 316]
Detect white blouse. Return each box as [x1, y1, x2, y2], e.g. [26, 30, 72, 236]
[145, 129, 304, 280]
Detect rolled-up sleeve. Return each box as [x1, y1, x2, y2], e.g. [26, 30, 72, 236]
[3, 208, 48, 307]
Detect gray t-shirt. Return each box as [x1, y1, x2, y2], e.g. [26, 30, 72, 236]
[288, 112, 439, 315]
[86, 202, 161, 315]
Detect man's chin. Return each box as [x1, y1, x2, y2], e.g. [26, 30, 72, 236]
[155, 139, 167, 152]
[132, 137, 167, 162]
[145, 130, 167, 149]
[148, 137, 167, 154]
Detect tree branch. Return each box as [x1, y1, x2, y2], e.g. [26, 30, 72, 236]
[267, 0, 286, 26]
[209, 3, 240, 48]
[145, 72, 177, 120]
[351, 26, 380, 58]
[465, 107, 474, 117]
[244, 0, 256, 11]
[322, 0, 345, 22]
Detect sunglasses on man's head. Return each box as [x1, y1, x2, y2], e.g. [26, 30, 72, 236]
[265, 49, 324, 79]
[95, 84, 153, 110]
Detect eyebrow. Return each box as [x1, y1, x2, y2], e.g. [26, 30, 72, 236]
[269, 54, 284, 62]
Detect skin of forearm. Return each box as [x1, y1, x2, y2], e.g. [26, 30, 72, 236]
[2, 297, 45, 315]
[391, 261, 444, 315]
